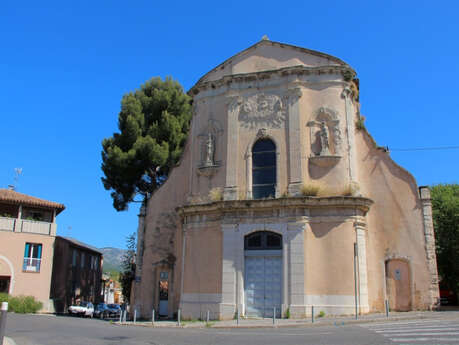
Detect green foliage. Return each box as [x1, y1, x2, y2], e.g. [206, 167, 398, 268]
[120, 232, 136, 303]
[430, 184, 459, 296]
[318, 310, 325, 318]
[0, 294, 43, 313]
[343, 70, 354, 82]
[355, 118, 366, 131]
[285, 307, 291, 319]
[103, 269, 120, 282]
[101, 77, 192, 211]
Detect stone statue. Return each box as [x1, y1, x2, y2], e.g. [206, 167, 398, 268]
[204, 132, 214, 166]
[319, 121, 330, 156]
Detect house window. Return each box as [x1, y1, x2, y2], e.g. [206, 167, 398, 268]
[72, 249, 77, 267]
[81, 252, 85, 268]
[252, 139, 276, 199]
[23, 243, 42, 272]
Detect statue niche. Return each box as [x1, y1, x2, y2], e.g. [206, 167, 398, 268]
[204, 132, 215, 167]
[197, 118, 223, 177]
[307, 107, 342, 167]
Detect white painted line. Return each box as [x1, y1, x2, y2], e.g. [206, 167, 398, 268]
[390, 337, 459, 342]
[375, 327, 459, 333]
[362, 319, 446, 327]
[384, 331, 459, 336]
[185, 329, 332, 336]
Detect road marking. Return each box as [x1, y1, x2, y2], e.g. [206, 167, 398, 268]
[390, 337, 459, 342]
[184, 329, 332, 336]
[382, 331, 459, 336]
[362, 319, 446, 327]
[375, 327, 459, 333]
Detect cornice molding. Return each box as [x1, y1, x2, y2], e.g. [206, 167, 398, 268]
[189, 65, 354, 96]
[177, 196, 373, 221]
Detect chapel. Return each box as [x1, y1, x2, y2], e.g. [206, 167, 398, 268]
[131, 38, 439, 319]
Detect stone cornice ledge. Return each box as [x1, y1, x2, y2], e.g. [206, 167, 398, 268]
[189, 65, 355, 96]
[177, 196, 373, 218]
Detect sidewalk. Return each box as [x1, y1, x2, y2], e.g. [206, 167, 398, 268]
[117, 310, 459, 329]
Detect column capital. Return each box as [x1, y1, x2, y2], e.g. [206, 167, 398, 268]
[354, 221, 367, 230]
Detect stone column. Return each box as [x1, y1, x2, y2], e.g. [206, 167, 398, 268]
[287, 222, 306, 317]
[285, 88, 303, 196]
[224, 97, 240, 200]
[179, 227, 188, 310]
[419, 186, 440, 309]
[341, 87, 358, 184]
[221, 223, 238, 318]
[354, 221, 369, 313]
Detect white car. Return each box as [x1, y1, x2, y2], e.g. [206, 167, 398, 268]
[68, 301, 94, 317]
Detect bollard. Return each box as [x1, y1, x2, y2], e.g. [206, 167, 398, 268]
[206, 310, 210, 323]
[273, 307, 276, 325]
[177, 309, 181, 326]
[311, 305, 314, 323]
[134, 310, 137, 323]
[385, 300, 389, 318]
[123, 310, 127, 323]
[0, 302, 8, 345]
[152, 309, 155, 325]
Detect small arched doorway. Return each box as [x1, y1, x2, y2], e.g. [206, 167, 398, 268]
[385, 259, 412, 311]
[244, 231, 282, 317]
[252, 139, 276, 199]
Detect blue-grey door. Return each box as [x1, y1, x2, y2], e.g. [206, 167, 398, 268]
[244, 253, 282, 317]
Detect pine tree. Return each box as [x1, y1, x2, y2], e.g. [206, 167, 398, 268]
[101, 77, 192, 211]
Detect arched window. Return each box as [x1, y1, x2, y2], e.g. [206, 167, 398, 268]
[244, 231, 282, 250]
[252, 139, 276, 199]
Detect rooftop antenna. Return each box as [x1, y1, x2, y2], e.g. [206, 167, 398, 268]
[8, 168, 22, 191]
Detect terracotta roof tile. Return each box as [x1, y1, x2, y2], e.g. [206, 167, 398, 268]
[0, 188, 65, 214]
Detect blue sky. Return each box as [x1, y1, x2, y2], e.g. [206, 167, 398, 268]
[1, 1, 458, 249]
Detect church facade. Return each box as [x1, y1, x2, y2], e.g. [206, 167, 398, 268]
[132, 39, 439, 319]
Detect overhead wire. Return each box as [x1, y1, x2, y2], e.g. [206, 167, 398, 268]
[388, 146, 459, 152]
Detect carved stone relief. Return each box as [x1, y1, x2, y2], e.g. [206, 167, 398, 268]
[238, 93, 286, 129]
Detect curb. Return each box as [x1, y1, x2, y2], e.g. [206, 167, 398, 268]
[114, 312, 451, 329]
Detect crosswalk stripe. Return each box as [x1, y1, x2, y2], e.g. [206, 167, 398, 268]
[360, 318, 459, 344]
[383, 331, 459, 336]
[363, 319, 446, 328]
[390, 337, 459, 342]
[373, 326, 458, 332]
[376, 327, 459, 333]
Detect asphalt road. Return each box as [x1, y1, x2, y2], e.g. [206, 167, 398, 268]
[3, 313, 459, 345]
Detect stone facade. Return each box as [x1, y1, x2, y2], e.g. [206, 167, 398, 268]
[132, 39, 439, 320]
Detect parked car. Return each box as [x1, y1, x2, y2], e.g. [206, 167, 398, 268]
[107, 304, 121, 317]
[68, 301, 94, 317]
[94, 303, 111, 319]
[440, 288, 458, 305]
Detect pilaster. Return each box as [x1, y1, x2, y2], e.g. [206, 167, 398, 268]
[224, 97, 240, 200]
[354, 220, 369, 313]
[341, 87, 358, 185]
[419, 186, 440, 309]
[286, 88, 303, 195]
